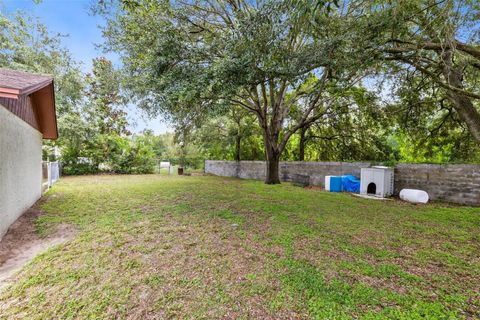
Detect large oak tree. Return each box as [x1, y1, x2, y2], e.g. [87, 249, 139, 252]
[98, 0, 366, 183]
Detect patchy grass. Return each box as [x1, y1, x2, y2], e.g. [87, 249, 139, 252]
[0, 174, 479, 319]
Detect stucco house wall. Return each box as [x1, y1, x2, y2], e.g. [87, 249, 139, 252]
[0, 103, 43, 238]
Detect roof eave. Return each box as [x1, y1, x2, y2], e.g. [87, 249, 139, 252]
[0, 70, 58, 140]
[0, 87, 21, 99]
[21, 78, 54, 96]
[31, 81, 58, 140]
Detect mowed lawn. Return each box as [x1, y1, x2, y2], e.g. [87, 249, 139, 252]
[1, 175, 479, 319]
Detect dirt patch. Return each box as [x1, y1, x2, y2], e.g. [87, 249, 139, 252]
[0, 206, 76, 289]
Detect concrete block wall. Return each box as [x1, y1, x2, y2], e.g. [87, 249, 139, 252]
[279, 161, 371, 186]
[204, 160, 266, 180]
[204, 160, 370, 185]
[205, 160, 480, 206]
[394, 164, 480, 206]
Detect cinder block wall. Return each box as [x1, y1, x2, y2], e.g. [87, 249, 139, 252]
[279, 161, 371, 185]
[205, 160, 480, 206]
[394, 164, 480, 206]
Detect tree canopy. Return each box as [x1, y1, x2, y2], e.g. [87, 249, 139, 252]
[98, 0, 383, 182]
[2, 0, 479, 180]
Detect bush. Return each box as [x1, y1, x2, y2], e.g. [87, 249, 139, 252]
[60, 134, 156, 175]
[62, 162, 99, 175]
[60, 147, 100, 176]
[107, 135, 156, 174]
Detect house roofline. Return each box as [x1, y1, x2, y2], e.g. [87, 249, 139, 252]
[0, 77, 58, 140]
[0, 78, 53, 99]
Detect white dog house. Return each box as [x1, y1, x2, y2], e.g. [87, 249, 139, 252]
[360, 166, 394, 198]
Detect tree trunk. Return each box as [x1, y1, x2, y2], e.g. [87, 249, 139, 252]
[235, 134, 241, 162]
[442, 50, 480, 142]
[265, 151, 280, 184]
[298, 127, 306, 161]
[261, 119, 282, 184]
[446, 89, 480, 142]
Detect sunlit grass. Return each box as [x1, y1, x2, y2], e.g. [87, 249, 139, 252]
[1, 174, 478, 319]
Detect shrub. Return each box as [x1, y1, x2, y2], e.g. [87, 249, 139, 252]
[60, 134, 156, 175]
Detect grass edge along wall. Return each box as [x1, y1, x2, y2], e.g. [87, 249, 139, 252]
[204, 160, 480, 206]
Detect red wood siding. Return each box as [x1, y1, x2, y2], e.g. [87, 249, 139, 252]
[0, 96, 40, 131]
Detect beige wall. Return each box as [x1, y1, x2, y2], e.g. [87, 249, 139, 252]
[0, 104, 43, 239]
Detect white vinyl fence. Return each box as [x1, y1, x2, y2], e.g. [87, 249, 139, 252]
[157, 160, 174, 174]
[42, 161, 60, 192]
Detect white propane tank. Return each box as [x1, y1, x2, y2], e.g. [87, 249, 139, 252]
[325, 175, 332, 191]
[399, 189, 429, 204]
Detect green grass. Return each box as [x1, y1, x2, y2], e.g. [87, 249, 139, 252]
[1, 174, 479, 319]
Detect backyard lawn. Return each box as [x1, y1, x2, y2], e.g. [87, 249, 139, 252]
[0, 174, 479, 319]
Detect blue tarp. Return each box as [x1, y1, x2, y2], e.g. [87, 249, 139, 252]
[342, 175, 360, 193]
[330, 176, 343, 192]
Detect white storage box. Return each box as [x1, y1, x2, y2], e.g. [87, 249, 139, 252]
[325, 175, 332, 191]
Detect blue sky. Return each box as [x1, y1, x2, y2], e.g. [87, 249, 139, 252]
[1, 0, 172, 134]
